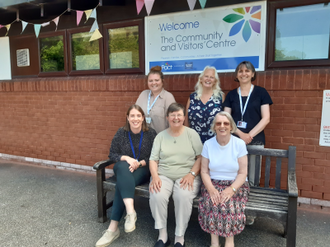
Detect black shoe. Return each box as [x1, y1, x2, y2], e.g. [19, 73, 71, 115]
[154, 238, 171, 247]
[174, 242, 185, 247]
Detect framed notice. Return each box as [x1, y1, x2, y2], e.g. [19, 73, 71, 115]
[145, 1, 266, 74]
[319, 90, 330, 147]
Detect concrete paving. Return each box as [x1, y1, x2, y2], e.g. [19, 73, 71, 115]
[1, 161, 329, 247]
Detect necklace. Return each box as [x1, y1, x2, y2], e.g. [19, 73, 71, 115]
[173, 137, 177, 144]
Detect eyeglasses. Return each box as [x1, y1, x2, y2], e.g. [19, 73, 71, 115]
[215, 122, 230, 127]
[169, 114, 184, 118]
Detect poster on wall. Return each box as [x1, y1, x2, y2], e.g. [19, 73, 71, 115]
[319, 90, 330, 147]
[145, 1, 266, 74]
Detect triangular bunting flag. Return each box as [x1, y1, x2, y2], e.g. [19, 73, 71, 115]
[0, 24, 3, 29]
[76, 10, 84, 26]
[53, 16, 59, 31]
[21, 21, 28, 34]
[136, 0, 144, 15]
[90, 20, 99, 33]
[41, 22, 50, 27]
[34, 24, 41, 38]
[90, 8, 97, 19]
[89, 29, 103, 42]
[5, 24, 11, 36]
[144, 0, 155, 15]
[199, 0, 207, 9]
[84, 9, 93, 22]
[187, 0, 196, 10]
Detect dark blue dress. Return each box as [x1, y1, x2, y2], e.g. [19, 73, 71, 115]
[187, 92, 223, 143]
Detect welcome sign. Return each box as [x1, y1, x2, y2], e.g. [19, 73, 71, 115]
[145, 1, 266, 74]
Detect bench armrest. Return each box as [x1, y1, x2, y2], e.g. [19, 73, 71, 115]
[93, 159, 113, 170]
[288, 170, 298, 197]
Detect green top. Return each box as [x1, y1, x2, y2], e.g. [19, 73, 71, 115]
[150, 126, 203, 181]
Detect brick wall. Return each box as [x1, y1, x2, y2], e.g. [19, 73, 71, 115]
[0, 68, 330, 200]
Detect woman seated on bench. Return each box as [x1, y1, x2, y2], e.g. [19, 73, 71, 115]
[149, 102, 203, 247]
[95, 104, 157, 247]
[198, 112, 249, 247]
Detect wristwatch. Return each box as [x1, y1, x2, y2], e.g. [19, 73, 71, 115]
[139, 163, 142, 168]
[231, 186, 237, 193]
[189, 171, 196, 177]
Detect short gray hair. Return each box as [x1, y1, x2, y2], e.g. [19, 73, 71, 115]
[210, 111, 237, 134]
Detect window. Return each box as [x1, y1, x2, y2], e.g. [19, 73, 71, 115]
[68, 27, 104, 76]
[103, 19, 144, 74]
[39, 31, 67, 77]
[267, 0, 330, 68]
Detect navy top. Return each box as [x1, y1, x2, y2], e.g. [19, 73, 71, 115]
[223, 85, 273, 145]
[187, 92, 223, 143]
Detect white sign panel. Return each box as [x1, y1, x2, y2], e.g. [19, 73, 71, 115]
[145, 1, 266, 74]
[319, 90, 330, 147]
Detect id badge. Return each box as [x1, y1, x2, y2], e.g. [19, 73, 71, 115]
[237, 121, 247, 129]
[146, 117, 152, 124]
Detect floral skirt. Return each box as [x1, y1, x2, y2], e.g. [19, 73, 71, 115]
[198, 180, 249, 237]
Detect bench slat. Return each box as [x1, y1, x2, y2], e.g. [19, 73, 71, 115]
[264, 156, 271, 188]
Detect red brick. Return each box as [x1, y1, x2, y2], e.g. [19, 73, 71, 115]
[324, 193, 330, 200]
[302, 165, 324, 173]
[300, 190, 323, 199]
[304, 152, 326, 160]
[313, 185, 330, 193]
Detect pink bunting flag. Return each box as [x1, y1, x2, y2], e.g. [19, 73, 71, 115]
[76, 10, 84, 26]
[144, 0, 155, 15]
[136, 0, 144, 15]
[187, 0, 196, 10]
[52, 16, 59, 31]
[0, 24, 3, 29]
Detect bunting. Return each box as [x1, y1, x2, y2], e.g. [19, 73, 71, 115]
[187, 0, 196, 10]
[136, 0, 144, 15]
[0, 24, 3, 29]
[76, 11, 84, 26]
[34, 24, 41, 38]
[53, 17, 59, 31]
[199, 0, 207, 9]
[144, 0, 155, 16]
[90, 29, 102, 42]
[84, 9, 93, 22]
[21, 21, 28, 34]
[5, 24, 11, 36]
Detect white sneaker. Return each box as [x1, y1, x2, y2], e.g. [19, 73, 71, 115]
[124, 211, 137, 233]
[95, 228, 120, 247]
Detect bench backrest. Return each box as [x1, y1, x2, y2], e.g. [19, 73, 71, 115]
[247, 146, 296, 190]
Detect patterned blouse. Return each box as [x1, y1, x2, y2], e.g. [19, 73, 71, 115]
[187, 92, 223, 143]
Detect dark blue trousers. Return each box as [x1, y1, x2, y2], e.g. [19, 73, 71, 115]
[110, 161, 150, 221]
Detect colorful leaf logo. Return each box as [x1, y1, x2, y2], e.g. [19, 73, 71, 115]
[223, 6, 261, 42]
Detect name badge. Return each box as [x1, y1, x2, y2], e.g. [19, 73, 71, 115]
[237, 121, 247, 129]
[146, 117, 152, 124]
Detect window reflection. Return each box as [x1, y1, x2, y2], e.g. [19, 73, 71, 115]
[71, 32, 100, 70]
[40, 36, 64, 72]
[108, 26, 139, 69]
[275, 3, 330, 61]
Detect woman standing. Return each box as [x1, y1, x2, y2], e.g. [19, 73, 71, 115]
[95, 105, 156, 247]
[185, 66, 224, 143]
[136, 66, 176, 134]
[149, 103, 203, 247]
[198, 112, 249, 247]
[224, 61, 272, 186]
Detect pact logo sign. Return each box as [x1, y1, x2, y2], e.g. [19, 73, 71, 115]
[161, 62, 173, 70]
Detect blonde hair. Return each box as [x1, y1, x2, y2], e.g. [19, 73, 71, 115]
[194, 66, 224, 100]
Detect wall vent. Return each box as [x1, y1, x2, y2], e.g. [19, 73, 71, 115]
[16, 49, 30, 67]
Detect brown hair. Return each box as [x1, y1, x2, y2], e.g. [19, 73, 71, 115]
[234, 61, 257, 82]
[147, 66, 164, 81]
[123, 104, 149, 132]
[166, 102, 185, 116]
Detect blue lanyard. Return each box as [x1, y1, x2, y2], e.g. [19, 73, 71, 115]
[238, 85, 254, 121]
[128, 131, 143, 160]
[147, 91, 160, 115]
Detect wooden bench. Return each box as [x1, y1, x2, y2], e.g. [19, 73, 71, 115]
[93, 146, 298, 247]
